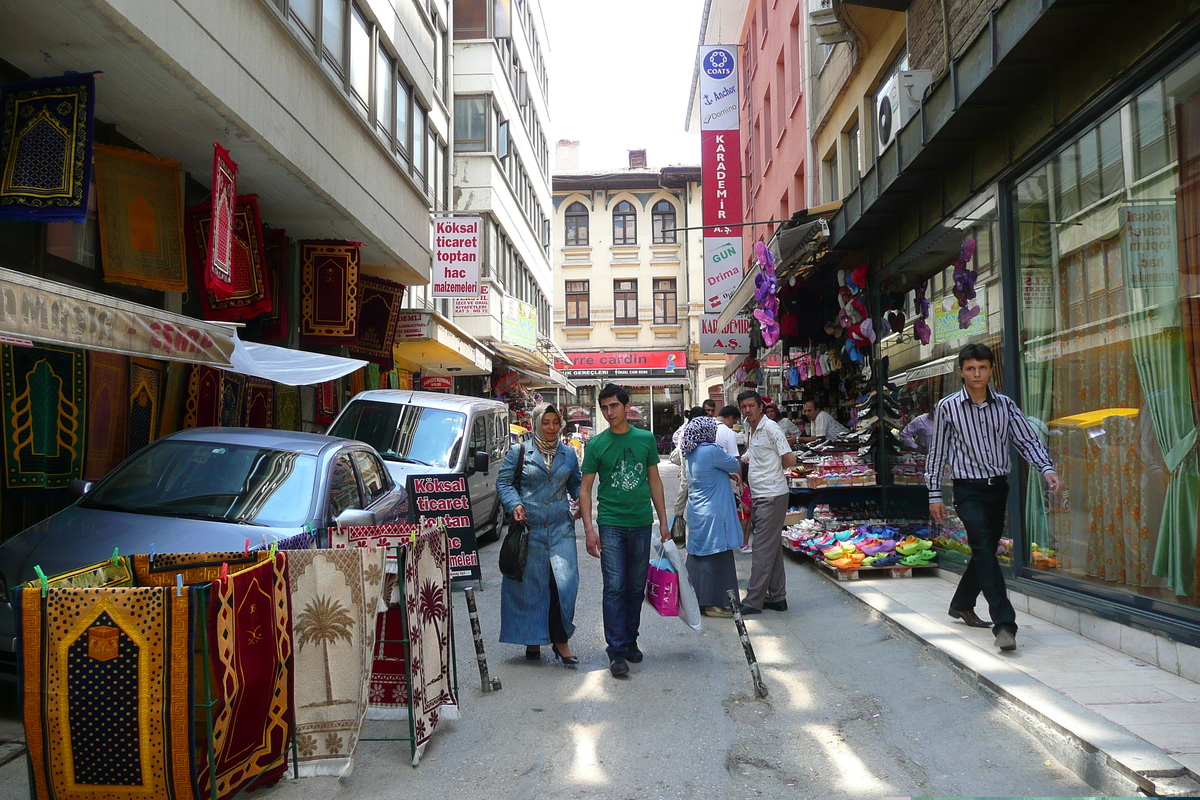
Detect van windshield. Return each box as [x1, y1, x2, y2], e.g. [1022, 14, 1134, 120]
[328, 400, 466, 469]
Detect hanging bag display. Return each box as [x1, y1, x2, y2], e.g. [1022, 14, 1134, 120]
[498, 445, 530, 581]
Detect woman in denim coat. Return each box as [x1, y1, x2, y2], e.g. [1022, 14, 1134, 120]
[497, 403, 583, 664]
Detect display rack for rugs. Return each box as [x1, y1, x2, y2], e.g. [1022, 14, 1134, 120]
[324, 521, 460, 767]
[15, 550, 296, 800]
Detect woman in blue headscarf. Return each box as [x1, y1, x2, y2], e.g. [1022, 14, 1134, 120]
[682, 416, 742, 617]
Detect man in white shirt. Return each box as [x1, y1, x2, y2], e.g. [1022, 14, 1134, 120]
[737, 390, 797, 614]
[798, 400, 848, 443]
[715, 405, 740, 457]
[764, 403, 800, 447]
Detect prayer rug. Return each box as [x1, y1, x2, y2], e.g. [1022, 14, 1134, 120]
[287, 548, 386, 777]
[0, 72, 95, 222]
[244, 378, 274, 429]
[273, 529, 317, 551]
[348, 274, 404, 368]
[84, 351, 127, 481]
[158, 361, 189, 438]
[18, 585, 198, 800]
[365, 363, 381, 391]
[127, 357, 163, 454]
[131, 551, 270, 587]
[219, 372, 246, 428]
[93, 143, 187, 291]
[348, 369, 365, 398]
[275, 385, 300, 432]
[184, 364, 223, 429]
[316, 380, 339, 425]
[186, 194, 273, 322]
[19, 555, 134, 590]
[1, 343, 86, 488]
[299, 240, 359, 344]
[207, 143, 237, 294]
[259, 228, 288, 341]
[201, 552, 294, 800]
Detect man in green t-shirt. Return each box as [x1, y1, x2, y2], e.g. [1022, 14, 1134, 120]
[580, 384, 670, 678]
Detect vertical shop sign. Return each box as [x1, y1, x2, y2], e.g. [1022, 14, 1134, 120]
[699, 45, 744, 313]
[407, 473, 481, 583]
[502, 297, 537, 350]
[432, 215, 480, 297]
[699, 312, 751, 354]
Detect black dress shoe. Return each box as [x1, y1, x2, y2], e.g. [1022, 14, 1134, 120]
[738, 604, 762, 615]
[525, 645, 541, 660]
[609, 657, 630, 677]
[948, 608, 991, 628]
[764, 599, 788, 612]
[551, 644, 579, 666]
[625, 645, 643, 663]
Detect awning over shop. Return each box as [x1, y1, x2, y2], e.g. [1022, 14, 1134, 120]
[514, 365, 577, 393]
[225, 340, 365, 386]
[489, 339, 552, 372]
[716, 268, 760, 330]
[392, 310, 493, 375]
[716, 216, 831, 330]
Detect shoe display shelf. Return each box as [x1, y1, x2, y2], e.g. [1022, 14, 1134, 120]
[784, 518, 939, 581]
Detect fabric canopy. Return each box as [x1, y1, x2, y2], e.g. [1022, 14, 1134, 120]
[224, 338, 366, 386]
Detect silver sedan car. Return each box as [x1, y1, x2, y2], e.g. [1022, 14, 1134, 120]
[0, 427, 407, 679]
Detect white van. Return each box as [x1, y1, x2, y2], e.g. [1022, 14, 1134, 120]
[327, 390, 512, 541]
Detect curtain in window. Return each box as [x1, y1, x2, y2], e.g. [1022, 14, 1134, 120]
[1019, 199, 1054, 550]
[1175, 91, 1200, 597]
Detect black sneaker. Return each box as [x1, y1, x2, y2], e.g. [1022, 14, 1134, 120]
[609, 657, 630, 677]
[625, 645, 643, 663]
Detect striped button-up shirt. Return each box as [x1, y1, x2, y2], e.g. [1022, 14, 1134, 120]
[924, 387, 1055, 502]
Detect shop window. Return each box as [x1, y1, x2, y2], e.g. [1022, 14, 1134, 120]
[653, 278, 677, 324]
[612, 200, 636, 245]
[651, 200, 676, 244]
[565, 280, 589, 325]
[1010, 50, 1200, 611]
[613, 279, 637, 325]
[454, 95, 488, 152]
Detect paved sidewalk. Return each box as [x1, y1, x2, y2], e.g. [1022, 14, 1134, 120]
[813, 562, 1200, 796]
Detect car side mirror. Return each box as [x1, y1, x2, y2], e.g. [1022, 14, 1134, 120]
[68, 479, 93, 497]
[474, 450, 489, 476]
[335, 508, 375, 528]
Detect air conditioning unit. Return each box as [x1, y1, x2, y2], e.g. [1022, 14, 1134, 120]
[875, 69, 933, 152]
[809, 0, 837, 25]
[809, 0, 853, 44]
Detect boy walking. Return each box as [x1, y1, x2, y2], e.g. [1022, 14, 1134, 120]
[580, 384, 671, 677]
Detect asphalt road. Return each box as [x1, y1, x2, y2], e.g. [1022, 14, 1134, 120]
[0, 460, 1098, 799]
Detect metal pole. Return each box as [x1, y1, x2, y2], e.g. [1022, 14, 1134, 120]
[728, 589, 768, 698]
[463, 587, 501, 691]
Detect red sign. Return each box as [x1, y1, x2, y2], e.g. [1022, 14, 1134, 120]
[421, 375, 453, 390]
[701, 129, 743, 230]
[555, 350, 686, 377]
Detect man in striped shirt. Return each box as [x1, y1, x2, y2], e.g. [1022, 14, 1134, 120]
[926, 343, 1061, 652]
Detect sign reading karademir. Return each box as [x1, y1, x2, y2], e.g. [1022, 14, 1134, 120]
[432, 216, 481, 298]
[699, 312, 750, 354]
[407, 473, 481, 583]
[699, 45, 744, 314]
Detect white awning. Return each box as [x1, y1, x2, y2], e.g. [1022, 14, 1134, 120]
[224, 339, 367, 386]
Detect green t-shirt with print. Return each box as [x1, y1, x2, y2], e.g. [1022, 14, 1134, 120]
[581, 426, 659, 526]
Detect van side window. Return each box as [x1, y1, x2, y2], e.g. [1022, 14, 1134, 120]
[470, 416, 487, 458]
[493, 412, 506, 459]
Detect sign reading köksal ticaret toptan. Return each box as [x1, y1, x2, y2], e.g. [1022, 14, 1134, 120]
[432, 216, 480, 298]
[699, 45, 744, 314]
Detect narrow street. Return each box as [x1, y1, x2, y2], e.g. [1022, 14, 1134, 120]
[0, 459, 1092, 799]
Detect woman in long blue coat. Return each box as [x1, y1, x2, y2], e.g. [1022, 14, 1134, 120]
[683, 416, 742, 617]
[496, 403, 582, 664]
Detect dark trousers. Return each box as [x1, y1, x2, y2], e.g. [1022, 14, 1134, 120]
[547, 572, 568, 644]
[949, 480, 1017, 634]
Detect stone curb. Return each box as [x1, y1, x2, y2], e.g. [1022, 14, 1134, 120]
[816, 568, 1200, 797]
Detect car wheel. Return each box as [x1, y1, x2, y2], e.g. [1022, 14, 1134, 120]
[478, 500, 505, 544]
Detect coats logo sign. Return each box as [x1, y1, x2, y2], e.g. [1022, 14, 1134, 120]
[703, 49, 735, 77]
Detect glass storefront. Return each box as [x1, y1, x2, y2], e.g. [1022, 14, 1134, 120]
[1013, 50, 1200, 609]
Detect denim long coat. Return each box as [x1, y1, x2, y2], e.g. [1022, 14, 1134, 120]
[496, 441, 582, 644]
[684, 442, 742, 556]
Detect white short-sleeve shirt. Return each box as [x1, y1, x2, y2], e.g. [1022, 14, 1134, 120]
[744, 416, 790, 498]
[715, 423, 739, 458]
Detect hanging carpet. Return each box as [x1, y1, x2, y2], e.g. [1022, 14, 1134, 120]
[128, 357, 163, 454]
[348, 275, 405, 368]
[299, 240, 359, 344]
[93, 143, 188, 291]
[2, 343, 86, 488]
[186, 194, 273, 321]
[244, 377, 274, 429]
[0, 72, 95, 222]
[275, 385, 300, 432]
[219, 371, 246, 428]
[184, 364, 223, 429]
[207, 143, 238, 295]
[158, 361, 189, 438]
[316, 380, 339, 425]
[259, 228, 288, 341]
[84, 350, 127, 481]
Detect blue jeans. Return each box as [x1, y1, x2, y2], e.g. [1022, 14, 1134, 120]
[598, 524, 652, 659]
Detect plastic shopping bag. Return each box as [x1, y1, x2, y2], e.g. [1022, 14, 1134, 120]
[646, 553, 679, 617]
[659, 539, 702, 631]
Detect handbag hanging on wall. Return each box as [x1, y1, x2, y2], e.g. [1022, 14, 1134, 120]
[498, 444, 529, 582]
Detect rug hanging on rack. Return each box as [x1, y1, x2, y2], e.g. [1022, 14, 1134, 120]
[259, 228, 288, 341]
[1, 343, 86, 488]
[206, 142, 238, 295]
[244, 377, 274, 429]
[0, 72, 95, 222]
[219, 371, 246, 428]
[348, 274, 404, 368]
[316, 380, 340, 424]
[275, 385, 300, 431]
[299, 240, 360, 344]
[84, 351, 128, 481]
[184, 364, 223, 429]
[94, 143, 188, 291]
[186, 193, 273, 321]
[127, 357, 163, 454]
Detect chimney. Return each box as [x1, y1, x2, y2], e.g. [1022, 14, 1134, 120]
[628, 149, 647, 169]
[556, 140, 580, 171]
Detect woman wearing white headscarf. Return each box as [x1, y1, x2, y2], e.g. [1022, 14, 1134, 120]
[682, 416, 742, 617]
[496, 403, 583, 664]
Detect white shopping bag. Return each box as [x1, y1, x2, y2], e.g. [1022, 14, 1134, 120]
[658, 539, 702, 631]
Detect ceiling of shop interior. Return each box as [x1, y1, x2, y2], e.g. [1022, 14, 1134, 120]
[0, 1, 427, 286]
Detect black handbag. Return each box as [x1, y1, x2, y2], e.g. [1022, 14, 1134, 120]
[498, 445, 529, 582]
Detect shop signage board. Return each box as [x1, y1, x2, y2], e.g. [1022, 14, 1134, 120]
[1121, 203, 1178, 289]
[555, 350, 686, 378]
[395, 312, 432, 340]
[453, 282, 490, 315]
[933, 294, 988, 344]
[407, 473, 481, 583]
[1021, 268, 1053, 309]
[421, 375, 453, 390]
[699, 45, 744, 313]
[502, 297, 537, 350]
[699, 312, 750, 354]
[0, 266, 236, 366]
[432, 215, 481, 297]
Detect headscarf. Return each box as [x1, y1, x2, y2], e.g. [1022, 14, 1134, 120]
[681, 416, 718, 457]
[531, 403, 561, 456]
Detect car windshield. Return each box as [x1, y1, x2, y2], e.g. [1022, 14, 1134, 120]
[328, 400, 465, 469]
[82, 440, 319, 528]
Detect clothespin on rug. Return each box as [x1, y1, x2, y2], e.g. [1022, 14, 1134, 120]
[149, 544, 156, 563]
[34, 565, 47, 598]
[268, 540, 279, 558]
[244, 538, 250, 557]
[110, 547, 120, 568]
[175, 574, 183, 597]
[220, 562, 229, 580]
